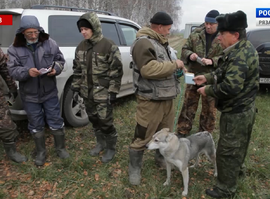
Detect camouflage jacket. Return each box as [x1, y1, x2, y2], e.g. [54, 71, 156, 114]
[204, 39, 259, 113]
[71, 12, 123, 101]
[0, 48, 17, 97]
[181, 27, 223, 75]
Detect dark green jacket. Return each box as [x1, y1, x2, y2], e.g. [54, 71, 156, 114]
[204, 39, 259, 113]
[71, 12, 123, 101]
[181, 26, 223, 75]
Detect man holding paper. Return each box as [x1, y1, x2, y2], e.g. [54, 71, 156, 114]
[7, 15, 69, 166]
[177, 10, 223, 137]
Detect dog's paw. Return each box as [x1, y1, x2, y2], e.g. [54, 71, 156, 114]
[182, 191, 188, 196]
[163, 180, 170, 186]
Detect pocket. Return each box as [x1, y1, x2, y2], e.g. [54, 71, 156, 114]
[19, 55, 29, 65]
[43, 54, 53, 66]
[93, 85, 108, 103]
[93, 52, 109, 75]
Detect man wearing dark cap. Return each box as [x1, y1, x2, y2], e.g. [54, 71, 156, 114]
[8, 15, 69, 166]
[71, 12, 123, 163]
[128, 11, 186, 185]
[177, 10, 223, 138]
[194, 10, 259, 198]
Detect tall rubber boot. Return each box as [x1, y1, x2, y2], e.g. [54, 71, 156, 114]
[3, 142, 28, 163]
[101, 133, 117, 163]
[128, 148, 144, 185]
[51, 129, 70, 159]
[90, 130, 106, 156]
[155, 149, 166, 168]
[33, 131, 46, 166]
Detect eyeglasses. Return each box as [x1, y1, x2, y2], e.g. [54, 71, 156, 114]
[24, 31, 40, 36]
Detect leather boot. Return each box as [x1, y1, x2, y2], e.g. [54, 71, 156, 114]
[33, 131, 46, 166]
[128, 148, 144, 185]
[155, 149, 166, 168]
[51, 129, 70, 159]
[101, 133, 117, 163]
[90, 130, 106, 156]
[3, 142, 28, 163]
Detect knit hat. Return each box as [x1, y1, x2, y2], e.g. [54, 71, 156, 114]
[77, 19, 93, 31]
[205, 10, 220, 23]
[217, 10, 248, 31]
[150, 12, 173, 25]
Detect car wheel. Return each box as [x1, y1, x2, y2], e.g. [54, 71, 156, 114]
[62, 83, 89, 127]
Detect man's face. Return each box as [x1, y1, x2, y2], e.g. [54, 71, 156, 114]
[205, 22, 218, 34]
[80, 27, 93, 39]
[23, 28, 39, 42]
[217, 31, 238, 49]
[158, 24, 172, 37]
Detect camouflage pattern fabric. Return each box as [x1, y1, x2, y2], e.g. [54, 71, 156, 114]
[177, 26, 222, 135]
[177, 84, 216, 134]
[0, 48, 18, 141]
[71, 12, 123, 101]
[216, 104, 256, 194]
[204, 39, 259, 113]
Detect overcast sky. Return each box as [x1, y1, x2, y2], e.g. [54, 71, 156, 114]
[179, 0, 270, 30]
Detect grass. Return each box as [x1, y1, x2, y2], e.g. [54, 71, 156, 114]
[0, 83, 269, 199]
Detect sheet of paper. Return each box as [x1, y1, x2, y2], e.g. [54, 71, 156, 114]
[39, 67, 52, 75]
[184, 72, 195, 85]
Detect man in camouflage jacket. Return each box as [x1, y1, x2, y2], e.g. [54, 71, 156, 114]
[177, 10, 223, 137]
[194, 11, 259, 198]
[71, 12, 123, 163]
[0, 47, 27, 163]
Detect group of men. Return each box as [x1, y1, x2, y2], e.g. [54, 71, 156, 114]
[0, 8, 258, 198]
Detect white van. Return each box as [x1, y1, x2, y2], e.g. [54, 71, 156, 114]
[0, 5, 141, 127]
[183, 22, 203, 38]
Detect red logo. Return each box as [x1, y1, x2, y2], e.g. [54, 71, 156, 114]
[0, 15, 13, 25]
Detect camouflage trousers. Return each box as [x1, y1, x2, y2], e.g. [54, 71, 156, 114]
[84, 97, 116, 136]
[177, 84, 217, 135]
[0, 95, 18, 142]
[216, 104, 256, 194]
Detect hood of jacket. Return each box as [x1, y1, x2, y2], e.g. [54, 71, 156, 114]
[136, 26, 168, 45]
[13, 15, 49, 47]
[77, 12, 103, 45]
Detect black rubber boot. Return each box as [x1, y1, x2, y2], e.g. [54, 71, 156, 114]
[128, 148, 144, 185]
[33, 131, 46, 166]
[155, 149, 166, 168]
[101, 134, 117, 163]
[3, 142, 28, 163]
[51, 129, 70, 159]
[90, 130, 106, 156]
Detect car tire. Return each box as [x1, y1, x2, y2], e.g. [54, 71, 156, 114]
[62, 82, 89, 127]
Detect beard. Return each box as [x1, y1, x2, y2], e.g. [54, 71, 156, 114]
[26, 39, 38, 45]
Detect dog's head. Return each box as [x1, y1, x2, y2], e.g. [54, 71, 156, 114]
[146, 128, 176, 150]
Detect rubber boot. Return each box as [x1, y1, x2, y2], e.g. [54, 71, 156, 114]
[155, 149, 166, 168]
[3, 142, 28, 163]
[101, 133, 117, 163]
[33, 131, 46, 166]
[51, 129, 70, 159]
[128, 148, 144, 185]
[90, 130, 106, 156]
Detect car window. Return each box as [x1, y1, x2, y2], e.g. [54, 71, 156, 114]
[247, 29, 270, 48]
[0, 15, 21, 47]
[48, 15, 83, 47]
[119, 24, 137, 46]
[101, 22, 120, 45]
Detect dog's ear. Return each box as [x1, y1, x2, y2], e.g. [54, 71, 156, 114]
[165, 133, 175, 142]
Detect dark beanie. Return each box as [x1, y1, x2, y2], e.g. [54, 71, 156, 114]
[77, 19, 93, 32]
[150, 12, 173, 25]
[217, 10, 248, 31]
[205, 10, 220, 23]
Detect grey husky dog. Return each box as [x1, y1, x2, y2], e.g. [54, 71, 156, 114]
[147, 128, 217, 196]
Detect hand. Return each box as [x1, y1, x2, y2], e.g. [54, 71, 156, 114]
[197, 86, 206, 96]
[29, 68, 40, 77]
[193, 75, 207, 85]
[47, 68, 56, 76]
[175, 59, 187, 73]
[189, 53, 198, 61]
[108, 92, 117, 105]
[73, 91, 81, 103]
[201, 58, 213, 65]
[9, 91, 18, 103]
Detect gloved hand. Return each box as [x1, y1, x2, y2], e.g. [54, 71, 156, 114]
[108, 92, 117, 105]
[7, 91, 18, 106]
[72, 91, 81, 103]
